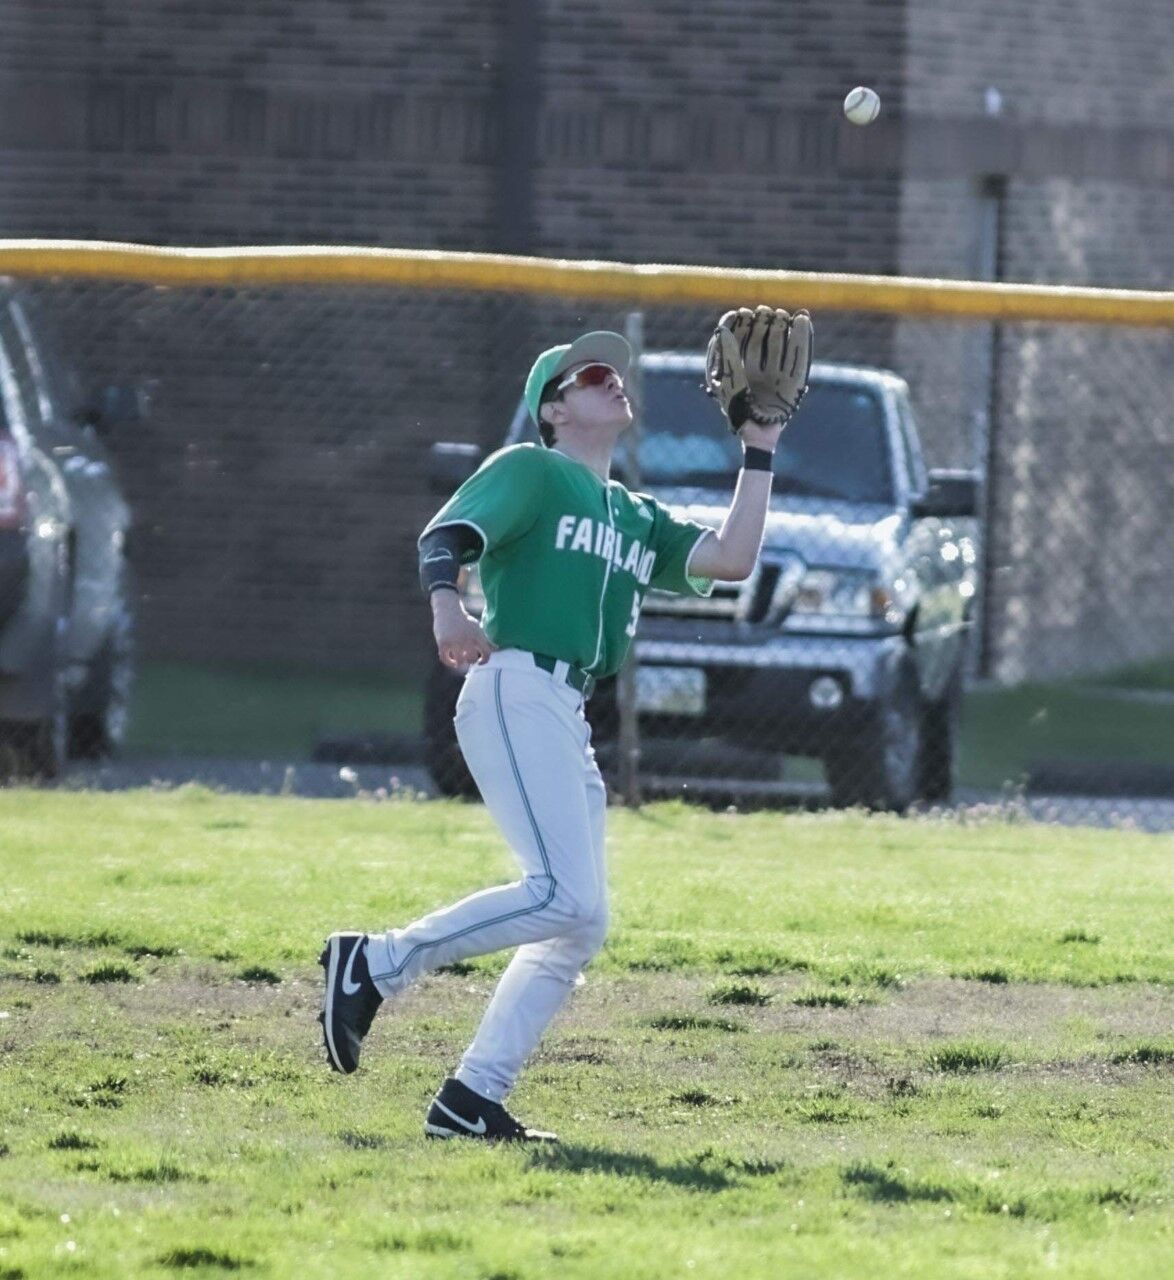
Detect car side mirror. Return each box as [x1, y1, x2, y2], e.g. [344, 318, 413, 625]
[911, 469, 981, 519]
[429, 442, 483, 493]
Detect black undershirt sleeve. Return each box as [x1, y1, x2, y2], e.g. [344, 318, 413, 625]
[418, 524, 485, 596]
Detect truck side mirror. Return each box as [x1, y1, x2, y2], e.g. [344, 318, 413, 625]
[429, 442, 483, 494]
[911, 469, 980, 520]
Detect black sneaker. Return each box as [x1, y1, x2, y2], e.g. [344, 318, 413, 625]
[318, 931, 383, 1074]
[424, 1077, 558, 1144]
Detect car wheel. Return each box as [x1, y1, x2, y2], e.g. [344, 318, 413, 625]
[69, 601, 135, 760]
[423, 663, 479, 799]
[918, 670, 962, 803]
[825, 667, 922, 812]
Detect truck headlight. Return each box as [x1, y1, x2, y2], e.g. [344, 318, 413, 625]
[787, 569, 911, 631]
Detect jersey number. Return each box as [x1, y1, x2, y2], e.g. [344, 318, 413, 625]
[625, 593, 641, 638]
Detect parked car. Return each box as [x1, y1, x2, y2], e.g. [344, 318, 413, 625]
[426, 353, 979, 810]
[0, 284, 137, 778]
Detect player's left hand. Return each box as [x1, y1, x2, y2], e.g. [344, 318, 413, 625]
[705, 305, 814, 433]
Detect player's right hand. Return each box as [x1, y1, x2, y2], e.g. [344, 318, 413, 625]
[432, 597, 496, 669]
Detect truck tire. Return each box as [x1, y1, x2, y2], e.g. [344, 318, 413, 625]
[69, 601, 135, 760]
[423, 663, 479, 799]
[918, 670, 962, 803]
[825, 666, 922, 812]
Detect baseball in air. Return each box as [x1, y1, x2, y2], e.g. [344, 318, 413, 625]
[843, 86, 881, 125]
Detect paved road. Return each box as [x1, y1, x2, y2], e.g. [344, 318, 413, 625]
[56, 755, 1174, 833]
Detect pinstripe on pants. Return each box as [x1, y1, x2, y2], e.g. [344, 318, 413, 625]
[364, 649, 608, 1101]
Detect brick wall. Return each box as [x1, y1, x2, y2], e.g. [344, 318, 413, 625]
[530, 2, 905, 269]
[0, 0, 500, 246]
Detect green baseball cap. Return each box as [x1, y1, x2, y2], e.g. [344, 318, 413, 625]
[523, 330, 632, 425]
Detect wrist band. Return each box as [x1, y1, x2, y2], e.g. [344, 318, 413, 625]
[742, 446, 774, 473]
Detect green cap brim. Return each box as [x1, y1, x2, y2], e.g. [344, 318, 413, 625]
[523, 331, 632, 425]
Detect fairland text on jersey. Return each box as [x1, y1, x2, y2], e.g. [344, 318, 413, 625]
[554, 515, 657, 585]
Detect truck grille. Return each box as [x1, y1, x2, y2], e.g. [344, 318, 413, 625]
[643, 552, 805, 626]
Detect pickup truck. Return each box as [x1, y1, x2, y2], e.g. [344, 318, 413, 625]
[426, 353, 980, 811]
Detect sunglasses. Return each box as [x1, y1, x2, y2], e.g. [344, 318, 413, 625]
[554, 363, 622, 395]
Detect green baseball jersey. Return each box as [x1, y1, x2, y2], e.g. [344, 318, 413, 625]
[422, 444, 714, 678]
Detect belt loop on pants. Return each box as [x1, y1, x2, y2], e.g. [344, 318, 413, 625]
[531, 652, 595, 699]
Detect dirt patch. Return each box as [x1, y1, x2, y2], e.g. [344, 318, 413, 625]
[2, 967, 1168, 1091]
[5, 965, 1170, 1041]
[772, 977, 1173, 1043]
[571, 971, 1173, 1041]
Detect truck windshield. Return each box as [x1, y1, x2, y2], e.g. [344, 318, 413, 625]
[634, 372, 894, 504]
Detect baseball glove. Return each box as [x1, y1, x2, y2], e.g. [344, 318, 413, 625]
[704, 305, 814, 433]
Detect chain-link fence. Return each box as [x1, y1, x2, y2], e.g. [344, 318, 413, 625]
[0, 270, 1171, 824]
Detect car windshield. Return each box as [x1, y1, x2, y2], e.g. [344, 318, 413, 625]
[626, 370, 894, 504]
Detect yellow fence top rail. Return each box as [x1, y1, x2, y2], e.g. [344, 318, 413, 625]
[0, 240, 1171, 328]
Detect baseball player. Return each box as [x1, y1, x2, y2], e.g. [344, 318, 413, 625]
[319, 306, 813, 1143]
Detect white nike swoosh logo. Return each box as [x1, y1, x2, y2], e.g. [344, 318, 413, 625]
[423, 550, 455, 564]
[432, 1097, 487, 1135]
[340, 941, 363, 996]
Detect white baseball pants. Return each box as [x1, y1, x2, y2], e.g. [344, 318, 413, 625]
[365, 648, 608, 1102]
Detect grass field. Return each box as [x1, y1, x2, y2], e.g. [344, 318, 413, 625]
[1087, 656, 1174, 694]
[958, 680, 1174, 789]
[125, 658, 1174, 793]
[124, 661, 424, 761]
[1, 791, 1171, 1278]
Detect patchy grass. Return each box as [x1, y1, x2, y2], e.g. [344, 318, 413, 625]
[954, 967, 1011, 984]
[0, 790, 1171, 1278]
[236, 965, 281, 985]
[646, 1013, 745, 1033]
[157, 1246, 253, 1270]
[78, 962, 138, 985]
[794, 989, 869, 1008]
[1109, 1042, 1174, 1067]
[712, 946, 811, 976]
[707, 981, 772, 1007]
[47, 1132, 99, 1152]
[1059, 929, 1102, 945]
[927, 1041, 1009, 1073]
[667, 1089, 738, 1108]
[16, 927, 123, 949]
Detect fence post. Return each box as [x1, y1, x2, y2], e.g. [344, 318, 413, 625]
[616, 310, 644, 808]
[973, 175, 1007, 680]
